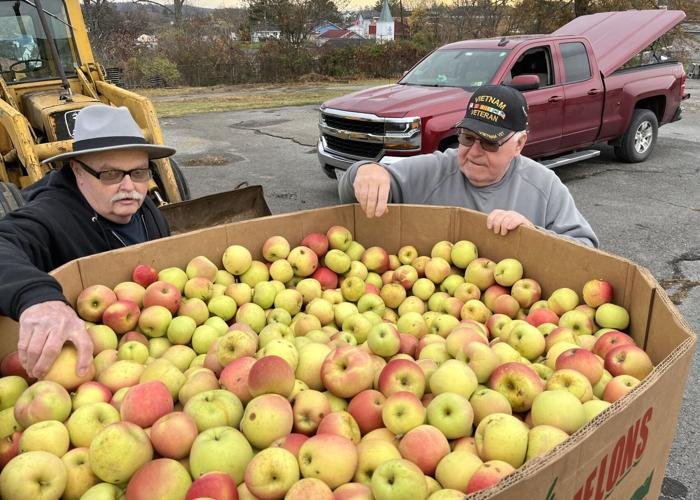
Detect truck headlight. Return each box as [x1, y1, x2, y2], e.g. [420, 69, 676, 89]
[384, 117, 421, 150]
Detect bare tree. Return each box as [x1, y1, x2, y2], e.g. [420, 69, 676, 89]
[247, 0, 342, 46]
[134, 0, 186, 24]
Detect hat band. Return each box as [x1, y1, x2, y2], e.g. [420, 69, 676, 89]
[72, 136, 148, 152]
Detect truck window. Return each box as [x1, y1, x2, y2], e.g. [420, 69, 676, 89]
[399, 49, 510, 90]
[509, 46, 554, 88]
[560, 42, 591, 83]
[0, 0, 78, 83]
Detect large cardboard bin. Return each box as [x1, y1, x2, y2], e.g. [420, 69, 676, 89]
[0, 205, 695, 499]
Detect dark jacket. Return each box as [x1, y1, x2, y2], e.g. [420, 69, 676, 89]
[0, 168, 169, 320]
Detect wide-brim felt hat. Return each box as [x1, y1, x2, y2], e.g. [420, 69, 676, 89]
[42, 104, 176, 164]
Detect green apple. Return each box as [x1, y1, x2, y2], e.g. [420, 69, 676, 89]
[61, 447, 100, 499]
[0, 376, 28, 411]
[166, 315, 197, 345]
[531, 389, 586, 434]
[435, 449, 483, 492]
[370, 458, 428, 500]
[429, 359, 478, 399]
[89, 421, 153, 484]
[189, 426, 253, 485]
[526, 424, 569, 461]
[0, 451, 67, 500]
[595, 303, 630, 331]
[426, 392, 474, 439]
[19, 420, 69, 456]
[222, 244, 253, 275]
[354, 438, 402, 485]
[66, 402, 120, 448]
[474, 412, 529, 468]
[240, 394, 293, 449]
[184, 389, 244, 432]
[469, 388, 512, 426]
[244, 447, 299, 498]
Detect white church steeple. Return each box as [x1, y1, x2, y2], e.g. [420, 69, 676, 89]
[376, 0, 394, 42]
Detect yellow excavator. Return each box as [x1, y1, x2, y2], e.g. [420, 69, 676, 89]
[0, 0, 270, 231]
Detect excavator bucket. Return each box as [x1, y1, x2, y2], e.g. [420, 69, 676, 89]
[159, 184, 272, 235]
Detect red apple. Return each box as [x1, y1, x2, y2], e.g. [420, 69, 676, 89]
[102, 300, 140, 335]
[582, 279, 614, 308]
[143, 280, 182, 314]
[592, 330, 635, 359]
[321, 346, 374, 398]
[347, 389, 386, 435]
[604, 344, 653, 380]
[75, 284, 118, 322]
[132, 264, 159, 288]
[301, 232, 330, 258]
[120, 380, 174, 428]
[311, 267, 338, 290]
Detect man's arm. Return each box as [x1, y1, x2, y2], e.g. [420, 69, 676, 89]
[0, 210, 93, 377]
[338, 162, 393, 218]
[543, 180, 599, 248]
[338, 150, 460, 217]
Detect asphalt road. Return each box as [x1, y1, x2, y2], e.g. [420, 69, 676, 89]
[160, 79, 699, 499]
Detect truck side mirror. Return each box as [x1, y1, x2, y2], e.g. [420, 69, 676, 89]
[508, 74, 540, 91]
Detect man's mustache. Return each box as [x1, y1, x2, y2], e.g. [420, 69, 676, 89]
[111, 192, 144, 203]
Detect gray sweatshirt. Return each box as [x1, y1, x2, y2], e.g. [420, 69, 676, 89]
[337, 149, 599, 248]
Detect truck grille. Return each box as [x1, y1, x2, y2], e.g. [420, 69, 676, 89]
[322, 114, 385, 135]
[324, 135, 383, 158]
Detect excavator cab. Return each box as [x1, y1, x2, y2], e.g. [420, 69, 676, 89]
[0, 0, 270, 228]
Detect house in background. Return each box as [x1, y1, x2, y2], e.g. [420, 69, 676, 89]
[316, 29, 365, 46]
[251, 26, 281, 43]
[348, 1, 407, 43]
[136, 34, 157, 48]
[348, 12, 373, 38]
[313, 22, 344, 36]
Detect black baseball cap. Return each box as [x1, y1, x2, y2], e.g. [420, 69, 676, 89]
[457, 85, 529, 142]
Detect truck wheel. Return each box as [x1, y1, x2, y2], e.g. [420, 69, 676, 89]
[614, 109, 658, 163]
[0, 181, 25, 218]
[170, 159, 191, 201]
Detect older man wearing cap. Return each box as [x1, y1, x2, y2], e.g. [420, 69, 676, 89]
[0, 104, 175, 379]
[338, 85, 598, 248]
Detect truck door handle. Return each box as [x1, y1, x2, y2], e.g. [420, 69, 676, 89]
[587, 89, 600, 95]
[548, 96, 562, 103]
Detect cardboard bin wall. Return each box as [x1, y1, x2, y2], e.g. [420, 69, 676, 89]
[0, 204, 694, 499]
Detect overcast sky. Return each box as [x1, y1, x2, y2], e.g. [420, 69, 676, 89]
[167, 0, 386, 11]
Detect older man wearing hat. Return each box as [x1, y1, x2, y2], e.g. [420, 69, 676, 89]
[0, 105, 175, 379]
[339, 84, 598, 248]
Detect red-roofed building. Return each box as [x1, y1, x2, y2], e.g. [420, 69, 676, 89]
[316, 28, 365, 45]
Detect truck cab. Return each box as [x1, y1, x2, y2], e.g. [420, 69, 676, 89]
[318, 9, 688, 179]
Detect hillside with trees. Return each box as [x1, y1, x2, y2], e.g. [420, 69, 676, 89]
[84, 0, 698, 88]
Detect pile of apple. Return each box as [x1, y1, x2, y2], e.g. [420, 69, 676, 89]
[0, 225, 654, 500]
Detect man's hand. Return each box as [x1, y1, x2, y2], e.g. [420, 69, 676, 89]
[18, 301, 94, 379]
[353, 163, 391, 218]
[486, 209, 535, 236]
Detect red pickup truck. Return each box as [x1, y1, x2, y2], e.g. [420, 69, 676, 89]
[318, 10, 690, 178]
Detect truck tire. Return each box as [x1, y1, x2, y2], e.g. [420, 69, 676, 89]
[0, 181, 25, 218]
[614, 109, 658, 163]
[152, 159, 191, 202]
[170, 159, 191, 201]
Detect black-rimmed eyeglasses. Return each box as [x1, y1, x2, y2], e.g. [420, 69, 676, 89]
[73, 158, 152, 185]
[457, 131, 516, 153]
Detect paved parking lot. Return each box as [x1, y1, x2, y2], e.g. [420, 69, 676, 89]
[161, 78, 699, 498]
